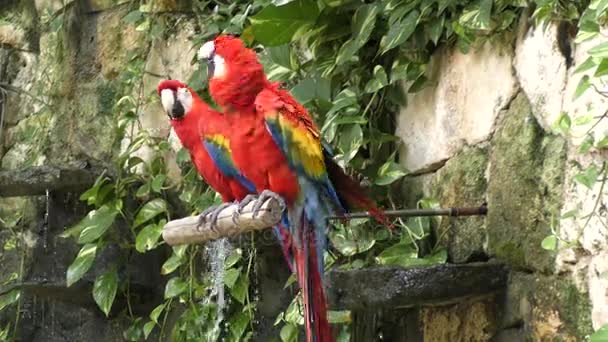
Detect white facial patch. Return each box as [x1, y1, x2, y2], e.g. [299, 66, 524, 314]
[212, 54, 226, 78]
[160, 89, 174, 113]
[176, 88, 193, 114]
[198, 41, 215, 60]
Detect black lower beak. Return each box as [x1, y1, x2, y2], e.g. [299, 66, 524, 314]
[171, 100, 185, 119]
[169, 91, 185, 119]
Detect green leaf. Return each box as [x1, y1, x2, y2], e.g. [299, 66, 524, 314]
[291, 77, 331, 103]
[427, 16, 445, 45]
[280, 323, 298, 342]
[408, 75, 428, 93]
[390, 57, 410, 83]
[93, 270, 118, 316]
[229, 273, 249, 304]
[224, 267, 241, 289]
[553, 112, 572, 134]
[375, 159, 408, 185]
[151, 175, 166, 193]
[176, 148, 190, 164]
[0, 290, 20, 311]
[67, 244, 97, 287]
[123, 10, 143, 25]
[364, 65, 389, 93]
[380, 10, 419, 54]
[150, 303, 166, 324]
[330, 219, 375, 256]
[164, 277, 188, 299]
[250, 0, 320, 46]
[589, 42, 608, 58]
[541, 235, 557, 251]
[187, 64, 207, 92]
[591, 324, 608, 342]
[161, 253, 184, 275]
[597, 0, 608, 17]
[143, 321, 155, 339]
[135, 182, 150, 198]
[75, 205, 118, 244]
[225, 248, 242, 269]
[228, 311, 251, 341]
[267, 45, 296, 70]
[135, 220, 164, 253]
[459, 0, 493, 30]
[134, 199, 167, 228]
[79, 175, 108, 204]
[376, 242, 418, 266]
[336, 4, 379, 65]
[574, 114, 594, 126]
[574, 164, 599, 189]
[338, 124, 363, 163]
[594, 59, 608, 77]
[579, 134, 595, 154]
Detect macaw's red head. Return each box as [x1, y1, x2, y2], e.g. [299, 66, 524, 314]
[198, 35, 268, 111]
[157, 79, 195, 121]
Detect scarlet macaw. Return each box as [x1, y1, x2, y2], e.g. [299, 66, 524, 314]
[157, 80, 293, 263]
[158, 79, 254, 225]
[199, 36, 388, 342]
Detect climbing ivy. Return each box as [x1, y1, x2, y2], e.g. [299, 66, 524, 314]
[539, 0, 608, 253]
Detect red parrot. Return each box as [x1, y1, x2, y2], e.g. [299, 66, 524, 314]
[157, 79, 254, 223]
[199, 36, 388, 342]
[157, 80, 294, 261]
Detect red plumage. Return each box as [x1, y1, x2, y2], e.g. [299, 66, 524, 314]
[156, 80, 249, 202]
[206, 35, 390, 342]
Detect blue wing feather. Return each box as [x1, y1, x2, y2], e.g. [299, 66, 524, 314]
[202, 138, 256, 193]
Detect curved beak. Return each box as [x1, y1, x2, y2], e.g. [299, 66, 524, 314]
[160, 89, 185, 120]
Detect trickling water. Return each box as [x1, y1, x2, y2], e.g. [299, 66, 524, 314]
[42, 189, 50, 250]
[205, 238, 232, 338]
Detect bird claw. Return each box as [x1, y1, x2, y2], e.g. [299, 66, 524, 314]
[232, 194, 258, 225]
[197, 202, 233, 232]
[252, 190, 286, 219]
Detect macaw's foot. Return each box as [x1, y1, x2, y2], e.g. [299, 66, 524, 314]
[252, 190, 286, 219]
[197, 202, 233, 232]
[232, 194, 258, 225]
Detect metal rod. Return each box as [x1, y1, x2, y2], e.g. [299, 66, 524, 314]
[327, 204, 487, 221]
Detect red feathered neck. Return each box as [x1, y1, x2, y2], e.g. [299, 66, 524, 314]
[209, 36, 270, 111]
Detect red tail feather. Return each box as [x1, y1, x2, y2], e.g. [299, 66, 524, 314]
[294, 233, 333, 342]
[325, 157, 394, 230]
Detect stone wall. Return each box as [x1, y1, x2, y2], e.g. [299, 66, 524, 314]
[397, 17, 606, 340]
[0, 0, 198, 340]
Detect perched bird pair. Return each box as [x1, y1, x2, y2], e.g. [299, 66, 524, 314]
[158, 35, 387, 342]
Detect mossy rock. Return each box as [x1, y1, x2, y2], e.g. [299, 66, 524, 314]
[500, 272, 593, 340]
[487, 92, 567, 272]
[429, 146, 489, 263]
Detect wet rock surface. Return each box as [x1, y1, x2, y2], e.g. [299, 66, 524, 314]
[326, 261, 508, 311]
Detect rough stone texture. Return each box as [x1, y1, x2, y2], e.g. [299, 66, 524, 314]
[0, 164, 101, 196]
[121, 18, 199, 181]
[326, 262, 507, 311]
[429, 146, 489, 263]
[487, 92, 567, 273]
[496, 272, 593, 340]
[420, 297, 498, 342]
[395, 19, 603, 338]
[514, 21, 567, 132]
[396, 40, 518, 173]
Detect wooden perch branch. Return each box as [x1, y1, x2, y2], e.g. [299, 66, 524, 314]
[162, 198, 283, 246]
